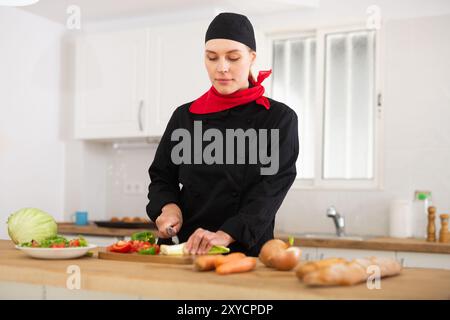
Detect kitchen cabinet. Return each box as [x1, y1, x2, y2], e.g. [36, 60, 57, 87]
[396, 251, 450, 270]
[146, 22, 210, 136]
[315, 247, 449, 270]
[317, 247, 396, 261]
[300, 247, 318, 261]
[75, 29, 148, 139]
[74, 21, 210, 139]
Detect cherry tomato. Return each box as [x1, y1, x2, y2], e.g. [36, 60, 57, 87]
[69, 239, 80, 247]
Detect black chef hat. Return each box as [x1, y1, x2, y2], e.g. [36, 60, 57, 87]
[205, 12, 256, 51]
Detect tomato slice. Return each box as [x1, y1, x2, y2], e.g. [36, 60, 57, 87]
[109, 241, 132, 253]
[51, 243, 66, 248]
[129, 240, 152, 252]
[69, 239, 80, 247]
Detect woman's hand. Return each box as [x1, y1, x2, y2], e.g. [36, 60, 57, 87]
[155, 203, 183, 239]
[185, 228, 234, 255]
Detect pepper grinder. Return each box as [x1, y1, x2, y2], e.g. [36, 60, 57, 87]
[426, 206, 436, 242]
[439, 214, 449, 243]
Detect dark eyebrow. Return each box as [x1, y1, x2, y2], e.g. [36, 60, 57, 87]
[205, 49, 242, 54]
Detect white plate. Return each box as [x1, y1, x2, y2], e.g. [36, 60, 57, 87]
[16, 244, 97, 260]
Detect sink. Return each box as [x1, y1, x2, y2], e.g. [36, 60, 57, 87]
[294, 233, 374, 241]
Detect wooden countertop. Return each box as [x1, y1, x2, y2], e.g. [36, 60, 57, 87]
[57, 223, 157, 237]
[57, 223, 450, 254]
[0, 241, 449, 299]
[277, 234, 450, 254]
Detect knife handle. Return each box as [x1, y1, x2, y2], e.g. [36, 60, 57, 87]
[166, 226, 176, 237]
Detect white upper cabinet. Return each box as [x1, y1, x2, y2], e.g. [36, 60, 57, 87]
[75, 29, 148, 139]
[74, 21, 211, 139]
[146, 22, 210, 136]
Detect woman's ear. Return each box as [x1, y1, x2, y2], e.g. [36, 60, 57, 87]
[251, 51, 257, 64]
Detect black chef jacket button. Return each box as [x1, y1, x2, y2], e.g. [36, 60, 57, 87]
[232, 192, 238, 197]
[246, 118, 251, 124]
[194, 192, 200, 197]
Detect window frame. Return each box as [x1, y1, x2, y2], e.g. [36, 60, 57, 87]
[266, 24, 385, 191]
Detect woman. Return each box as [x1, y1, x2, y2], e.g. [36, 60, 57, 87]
[146, 12, 299, 257]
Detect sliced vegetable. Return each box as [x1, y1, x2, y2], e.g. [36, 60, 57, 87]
[78, 236, 88, 247]
[20, 235, 88, 248]
[7, 208, 57, 244]
[138, 247, 157, 255]
[208, 245, 231, 255]
[130, 231, 155, 244]
[160, 242, 230, 256]
[69, 239, 80, 247]
[109, 241, 132, 253]
[107, 239, 159, 255]
[160, 243, 186, 255]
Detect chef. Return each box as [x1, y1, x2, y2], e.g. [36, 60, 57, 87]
[146, 12, 299, 257]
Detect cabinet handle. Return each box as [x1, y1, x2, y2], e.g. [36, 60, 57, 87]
[138, 100, 144, 131]
[319, 253, 324, 260]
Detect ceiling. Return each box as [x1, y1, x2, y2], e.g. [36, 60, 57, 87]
[18, 0, 319, 24]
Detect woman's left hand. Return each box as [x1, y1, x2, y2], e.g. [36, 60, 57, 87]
[185, 228, 234, 255]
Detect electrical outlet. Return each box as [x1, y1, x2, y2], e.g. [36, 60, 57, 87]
[123, 182, 146, 195]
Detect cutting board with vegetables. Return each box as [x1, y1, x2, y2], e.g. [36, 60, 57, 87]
[99, 232, 231, 265]
[98, 248, 195, 264]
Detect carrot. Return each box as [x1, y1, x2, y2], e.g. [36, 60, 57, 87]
[216, 257, 257, 275]
[194, 255, 220, 271]
[214, 252, 246, 268]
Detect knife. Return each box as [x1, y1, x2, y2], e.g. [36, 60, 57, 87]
[166, 226, 179, 245]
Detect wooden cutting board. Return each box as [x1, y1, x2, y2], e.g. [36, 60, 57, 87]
[98, 248, 194, 264]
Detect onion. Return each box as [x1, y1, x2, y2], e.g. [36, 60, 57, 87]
[259, 239, 302, 271]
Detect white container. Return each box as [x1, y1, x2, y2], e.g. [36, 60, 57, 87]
[389, 199, 413, 238]
[412, 197, 432, 238]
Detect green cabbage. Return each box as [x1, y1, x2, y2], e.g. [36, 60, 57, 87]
[7, 208, 58, 244]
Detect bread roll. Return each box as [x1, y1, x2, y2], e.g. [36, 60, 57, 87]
[300, 256, 402, 286]
[295, 258, 346, 279]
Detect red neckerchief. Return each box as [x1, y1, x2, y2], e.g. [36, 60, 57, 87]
[189, 69, 272, 114]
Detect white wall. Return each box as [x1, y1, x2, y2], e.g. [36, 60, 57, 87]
[0, 8, 66, 239]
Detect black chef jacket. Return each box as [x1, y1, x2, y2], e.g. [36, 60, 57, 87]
[146, 97, 299, 257]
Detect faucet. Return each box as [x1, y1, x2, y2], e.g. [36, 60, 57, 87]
[326, 206, 346, 237]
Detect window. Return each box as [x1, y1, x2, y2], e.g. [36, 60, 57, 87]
[270, 26, 382, 189]
[272, 36, 316, 179]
